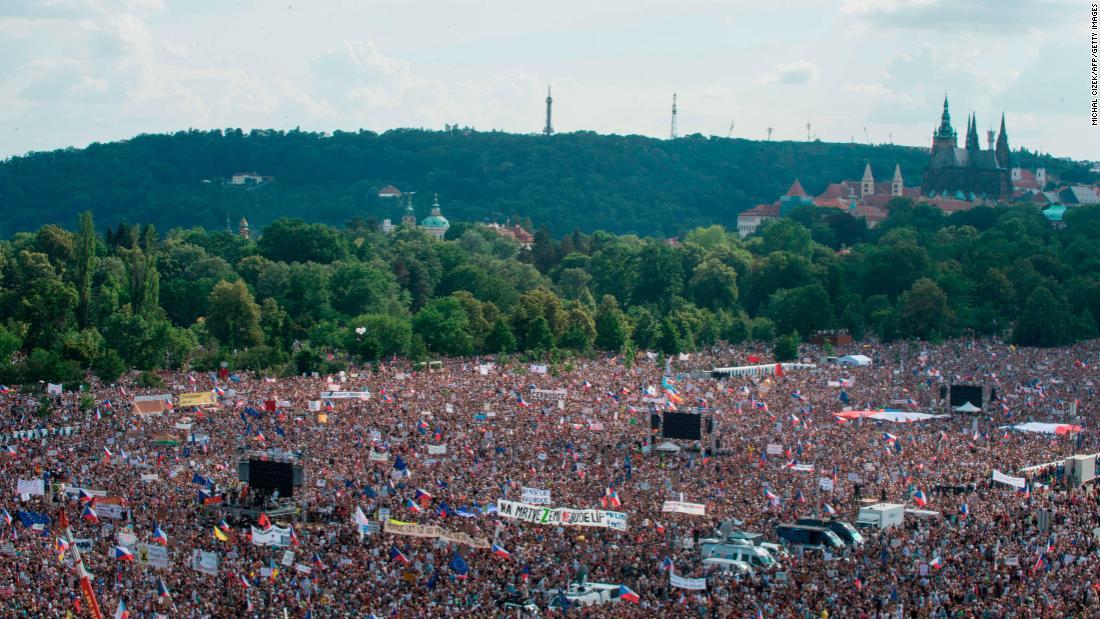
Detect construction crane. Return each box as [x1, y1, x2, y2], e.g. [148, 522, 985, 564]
[767, 126, 773, 141]
[727, 121, 735, 138]
[863, 127, 871, 145]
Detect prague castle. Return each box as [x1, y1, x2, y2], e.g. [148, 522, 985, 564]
[920, 96, 1012, 201]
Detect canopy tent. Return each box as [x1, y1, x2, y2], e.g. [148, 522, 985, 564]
[654, 441, 682, 452]
[834, 410, 948, 423]
[1000, 422, 1082, 436]
[837, 355, 871, 367]
[954, 402, 981, 413]
[711, 362, 816, 378]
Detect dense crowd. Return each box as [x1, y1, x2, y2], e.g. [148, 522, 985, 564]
[2, 337, 1099, 618]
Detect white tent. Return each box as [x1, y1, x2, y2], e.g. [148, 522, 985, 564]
[654, 441, 682, 452]
[837, 355, 871, 367]
[954, 402, 981, 413]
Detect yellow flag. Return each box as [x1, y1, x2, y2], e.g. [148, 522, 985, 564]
[387, 518, 415, 526]
[214, 526, 229, 542]
[318, 413, 328, 424]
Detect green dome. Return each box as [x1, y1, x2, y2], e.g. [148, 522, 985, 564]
[421, 215, 450, 228]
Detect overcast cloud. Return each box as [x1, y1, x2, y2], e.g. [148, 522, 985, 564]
[0, 0, 1090, 160]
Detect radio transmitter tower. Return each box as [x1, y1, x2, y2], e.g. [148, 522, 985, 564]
[670, 93, 678, 139]
[543, 86, 554, 136]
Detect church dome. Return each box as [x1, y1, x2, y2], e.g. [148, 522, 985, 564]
[420, 195, 449, 229]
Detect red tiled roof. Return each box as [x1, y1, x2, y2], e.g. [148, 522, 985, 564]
[785, 179, 809, 197]
[739, 203, 781, 218]
[818, 182, 855, 200]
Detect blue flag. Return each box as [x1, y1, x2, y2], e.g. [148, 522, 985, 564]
[449, 554, 469, 578]
[16, 510, 49, 528]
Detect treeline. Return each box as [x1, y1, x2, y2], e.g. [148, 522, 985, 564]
[2, 199, 1099, 385]
[1, 128, 1094, 238]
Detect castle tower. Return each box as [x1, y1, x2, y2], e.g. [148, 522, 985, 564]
[543, 86, 553, 136]
[402, 194, 416, 227]
[891, 164, 903, 197]
[861, 163, 874, 198]
[931, 95, 957, 157]
[986, 129, 996, 151]
[995, 113, 1010, 168]
[238, 217, 250, 240]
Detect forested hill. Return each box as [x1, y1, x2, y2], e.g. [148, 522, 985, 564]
[0, 128, 1093, 237]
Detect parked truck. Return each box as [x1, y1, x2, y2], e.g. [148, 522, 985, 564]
[855, 503, 904, 530]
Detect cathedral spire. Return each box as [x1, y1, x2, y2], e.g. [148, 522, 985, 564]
[966, 112, 980, 151]
[935, 95, 956, 139]
[995, 112, 1010, 168]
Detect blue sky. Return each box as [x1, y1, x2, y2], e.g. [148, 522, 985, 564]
[0, 0, 1091, 160]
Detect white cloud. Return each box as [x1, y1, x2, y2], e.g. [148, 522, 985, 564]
[757, 61, 819, 85]
[841, 0, 1075, 34]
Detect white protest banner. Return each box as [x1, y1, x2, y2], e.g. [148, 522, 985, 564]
[521, 487, 552, 505]
[529, 364, 548, 374]
[281, 550, 295, 566]
[118, 532, 137, 547]
[992, 469, 1026, 489]
[97, 503, 126, 519]
[308, 401, 321, 412]
[766, 444, 784, 456]
[662, 500, 706, 516]
[16, 479, 44, 496]
[847, 472, 861, 483]
[320, 391, 371, 400]
[1004, 556, 1020, 566]
[383, 520, 490, 549]
[250, 525, 292, 547]
[294, 563, 313, 575]
[173, 422, 192, 431]
[496, 500, 627, 531]
[368, 450, 389, 462]
[789, 463, 815, 472]
[47, 383, 63, 395]
[134, 394, 172, 402]
[479, 365, 490, 376]
[670, 570, 707, 590]
[819, 477, 835, 491]
[73, 539, 93, 552]
[427, 444, 447, 455]
[140, 474, 160, 482]
[191, 549, 218, 575]
[136, 543, 169, 568]
[445, 404, 454, 413]
[532, 388, 567, 401]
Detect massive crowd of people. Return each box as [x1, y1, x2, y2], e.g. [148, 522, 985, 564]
[2, 337, 1099, 618]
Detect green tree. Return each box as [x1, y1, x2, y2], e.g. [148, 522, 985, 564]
[75, 211, 96, 328]
[206, 280, 263, 350]
[657, 317, 681, 355]
[485, 317, 517, 353]
[689, 258, 739, 310]
[898, 278, 954, 340]
[766, 284, 831, 338]
[1014, 286, 1075, 347]
[412, 297, 474, 356]
[559, 305, 596, 351]
[594, 295, 628, 351]
[774, 331, 801, 362]
[525, 315, 555, 354]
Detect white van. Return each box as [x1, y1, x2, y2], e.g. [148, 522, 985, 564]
[702, 558, 754, 577]
[700, 543, 779, 570]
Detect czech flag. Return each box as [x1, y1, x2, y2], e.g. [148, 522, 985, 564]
[312, 552, 325, 569]
[959, 503, 969, 518]
[654, 521, 665, 534]
[929, 556, 943, 570]
[582, 380, 592, 390]
[82, 505, 99, 523]
[78, 488, 96, 504]
[601, 486, 622, 508]
[405, 498, 423, 513]
[152, 525, 168, 545]
[883, 432, 898, 444]
[238, 573, 252, 589]
[1018, 484, 1030, 499]
[0, 385, 10, 393]
[113, 546, 134, 561]
[618, 585, 640, 603]
[156, 578, 171, 600]
[824, 503, 837, 516]
[3, 445, 15, 456]
[661, 556, 673, 571]
[516, 395, 529, 408]
[764, 489, 780, 505]
[390, 546, 410, 564]
[55, 537, 70, 560]
[414, 488, 433, 502]
[912, 489, 927, 507]
[114, 599, 130, 619]
[213, 387, 225, 397]
[1, 508, 11, 526]
[103, 447, 113, 461]
[492, 543, 511, 559]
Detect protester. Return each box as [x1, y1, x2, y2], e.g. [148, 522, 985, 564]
[1, 337, 1098, 617]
